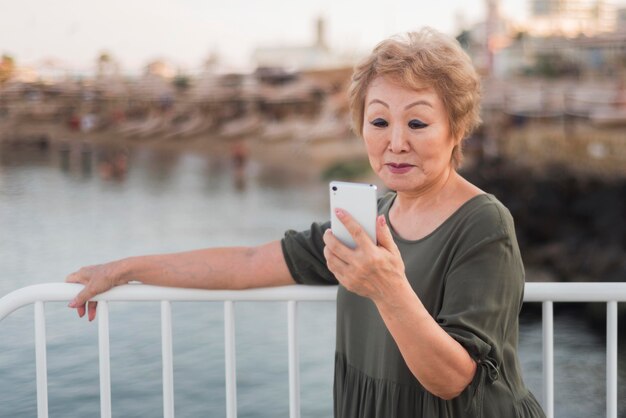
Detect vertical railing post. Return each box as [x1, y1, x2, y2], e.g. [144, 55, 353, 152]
[542, 301, 554, 418]
[288, 301, 301, 418]
[606, 301, 618, 418]
[224, 301, 237, 418]
[34, 301, 49, 418]
[161, 301, 175, 418]
[98, 301, 112, 418]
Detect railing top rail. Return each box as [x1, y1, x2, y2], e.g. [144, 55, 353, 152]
[0, 283, 338, 321]
[2, 281, 626, 321]
[524, 282, 626, 303]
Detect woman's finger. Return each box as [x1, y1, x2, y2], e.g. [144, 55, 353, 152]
[324, 246, 348, 275]
[65, 272, 78, 283]
[335, 209, 375, 249]
[87, 301, 98, 321]
[66, 271, 87, 284]
[69, 285, 95, 309]
[323, 229, 353, 263]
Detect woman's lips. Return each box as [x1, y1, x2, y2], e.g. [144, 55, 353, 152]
[386, 163, 414, 174]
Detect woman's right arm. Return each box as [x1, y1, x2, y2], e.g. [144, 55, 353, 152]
[66, 240, 295, 320]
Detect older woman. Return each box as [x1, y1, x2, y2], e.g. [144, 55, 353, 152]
[68, 28, 545, 417]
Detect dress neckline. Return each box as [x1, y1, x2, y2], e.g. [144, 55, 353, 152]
[383, 192, 492, 244]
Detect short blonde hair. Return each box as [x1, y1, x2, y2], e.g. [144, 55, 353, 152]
[348, 27, 481, 168]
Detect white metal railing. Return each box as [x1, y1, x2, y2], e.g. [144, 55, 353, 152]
[0, 282, 624, 418]
[523, 283, 625, 418]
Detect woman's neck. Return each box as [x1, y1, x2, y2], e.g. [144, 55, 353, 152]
[393, 167, 460, 215]
[387, 169, 484, 241]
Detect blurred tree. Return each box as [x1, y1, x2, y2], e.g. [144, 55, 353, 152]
[534, 53, 581, 78]
[0, 54, 16, 84]
[514, 31, 527, 41]
[456, 30, 471, 50]
[173, 74, 191, 92]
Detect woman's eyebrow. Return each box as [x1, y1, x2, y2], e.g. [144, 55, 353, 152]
[404, 100, 433, 110]
[367, 99, 388, 108]
[366, 99, 433, 109]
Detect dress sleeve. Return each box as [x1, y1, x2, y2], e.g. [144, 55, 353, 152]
[281, 221, 338, 285]
[436, 229, 525, 413]
[435, 198, 524, 417]
[437, 231, 524, 363]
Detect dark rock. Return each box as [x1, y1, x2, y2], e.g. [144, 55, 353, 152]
[461, 158, 626, 283]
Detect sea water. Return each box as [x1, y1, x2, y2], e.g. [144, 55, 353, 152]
[0, 144, 623, 417]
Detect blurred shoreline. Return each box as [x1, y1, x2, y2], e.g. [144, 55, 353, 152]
[1, 73, 625, 178]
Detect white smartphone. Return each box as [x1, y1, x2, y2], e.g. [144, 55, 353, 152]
[329, 181, 378, 249]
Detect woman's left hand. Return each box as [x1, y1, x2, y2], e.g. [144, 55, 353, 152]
[323, 209, 407, 303]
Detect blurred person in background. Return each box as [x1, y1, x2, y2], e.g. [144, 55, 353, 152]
[67, 28, 545, 418]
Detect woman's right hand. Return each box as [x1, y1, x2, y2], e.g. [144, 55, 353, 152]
[66, 262, 127, 321]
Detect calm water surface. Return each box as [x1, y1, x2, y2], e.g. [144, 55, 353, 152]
[0, 144, 623, 417]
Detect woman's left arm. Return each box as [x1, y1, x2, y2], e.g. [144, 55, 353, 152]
[323, 209, 476, 400]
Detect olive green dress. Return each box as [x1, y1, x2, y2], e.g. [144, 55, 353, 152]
[281, 193, 546, 418]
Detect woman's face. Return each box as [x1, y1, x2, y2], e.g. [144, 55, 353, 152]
[362, 76, 458, 194]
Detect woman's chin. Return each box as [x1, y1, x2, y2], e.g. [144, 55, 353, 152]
[379, 174, 422, 193]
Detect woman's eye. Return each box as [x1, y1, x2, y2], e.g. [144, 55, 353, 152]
[370, 118, 388, 128]
[408, 119, 428, 129]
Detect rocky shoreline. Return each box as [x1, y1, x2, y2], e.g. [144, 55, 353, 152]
[462, 158, 625, 284]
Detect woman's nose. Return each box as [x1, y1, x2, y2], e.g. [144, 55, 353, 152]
[388, 126, 410, 153]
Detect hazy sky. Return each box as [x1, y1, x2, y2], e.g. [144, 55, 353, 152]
[0, 0, 619, 74]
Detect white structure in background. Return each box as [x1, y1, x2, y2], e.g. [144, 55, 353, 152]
[93, 52, 128, 98]
[527, 0, 620, 37]
[96, 52, 121, 80]
[31, 58, 72, 83]
[252, 17, 352, 71]
[25, 57, 94, 83]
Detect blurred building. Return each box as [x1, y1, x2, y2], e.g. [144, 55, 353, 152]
[528, 0, 619, 36]
[7, 67, 38, 84]
[459, 0, 626, 78]
[96, 52, 121, 80]
[32, 58, 72, 83]
[252, 17, 352, 71]
[144, 59, 176, 79]
[457, 0, 514, 76]
[617, 7, 626, 32]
